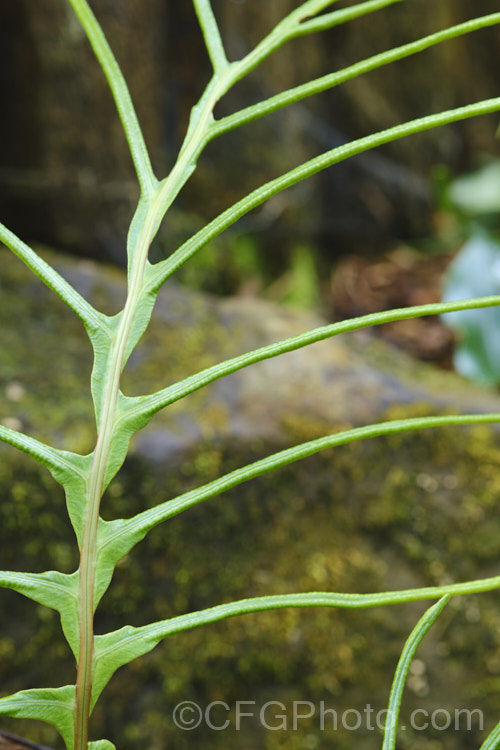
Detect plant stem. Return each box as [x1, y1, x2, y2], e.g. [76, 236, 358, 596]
[74, 197, 159, 748]
[192, 0, 229, 74]
[68, 6, 500, 746]
[72, 65, 227, 750]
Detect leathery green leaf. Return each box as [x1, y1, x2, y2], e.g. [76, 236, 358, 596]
[479, 721, 500, 750]
[382, 596, 449, 749]
[91, 584, 491, 708]
[0, 425, 92, 545]
[89, 319, 120, 430]
[0, 222, 107, 335]
[0, 570, 79, 657]
[0, 425, 84, 480]
[65, 0, 157, 197]
[54, 452, 93, 548]
[96, 413, 500, 573]
[0, 686, 75, 750]
[119, 295, 500, 430]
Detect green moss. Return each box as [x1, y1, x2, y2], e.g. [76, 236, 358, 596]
[3, 416, 500, 749]
[2, 250, 500, 749]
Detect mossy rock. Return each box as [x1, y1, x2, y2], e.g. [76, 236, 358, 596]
[1, 249, 500, 749]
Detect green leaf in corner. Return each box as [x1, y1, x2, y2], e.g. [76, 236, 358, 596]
[0, 424, 92, 544]
[91, 588, 467, 711]
[0, 686, 75, 750]
[0, 570, 79, 657]
[382, 596, 449, 750]
[479, 720, 500, 750]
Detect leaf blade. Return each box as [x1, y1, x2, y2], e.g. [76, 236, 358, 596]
[0, 570, 79, 657]
[65, 0, 157, 196]
[213, 12, 500, 137]
[297, 0, 408, 36]
[193, 0, 228, 74]
[479, 721, 500, 750]
[150, 97, 500, 288]
[92, 584, 486, 708]
[382, 596, 450, 750]
[0, 425, 92, 544]
[0, 687, 75, 750]
[0, 224, 107, 336]
[98, 413, 500, 568]
[0, 426, 81, 475]
[122, 295, 500, 428]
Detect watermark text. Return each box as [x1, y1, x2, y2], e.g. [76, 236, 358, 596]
[172, 701, 483, 732]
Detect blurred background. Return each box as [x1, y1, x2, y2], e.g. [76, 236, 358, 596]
[1, 0, 500, 373]
[1, 1, 500, 749]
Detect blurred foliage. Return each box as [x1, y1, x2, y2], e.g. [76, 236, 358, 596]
[441, 159, 500, 386]
[449, 161, 500, 218]
[268, 244, 321, 310]
[164, 229, 323, 311]
[163, 231, 263, 297]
